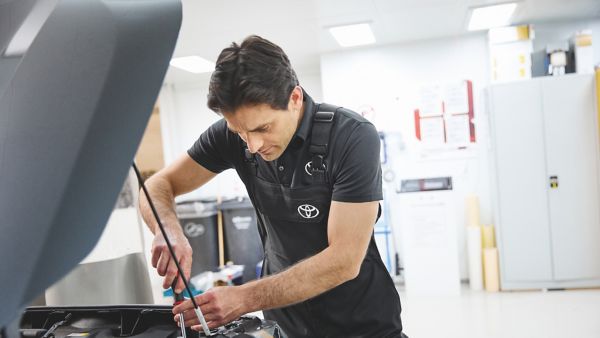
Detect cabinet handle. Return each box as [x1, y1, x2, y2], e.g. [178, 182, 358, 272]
[549, 176, 559, 189]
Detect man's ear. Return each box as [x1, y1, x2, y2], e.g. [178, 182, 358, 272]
[288, 86, 303, 111]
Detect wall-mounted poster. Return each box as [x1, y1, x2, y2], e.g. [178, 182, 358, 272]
[414, 80, 475, 147]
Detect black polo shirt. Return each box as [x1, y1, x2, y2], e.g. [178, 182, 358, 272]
[187, 90, 382, 203]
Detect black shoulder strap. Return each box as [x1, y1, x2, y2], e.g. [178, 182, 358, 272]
[309, 103, 341, 183]
[242, 103, 341, 181]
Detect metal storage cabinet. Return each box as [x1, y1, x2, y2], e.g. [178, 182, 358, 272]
[488, 74, 600, 290]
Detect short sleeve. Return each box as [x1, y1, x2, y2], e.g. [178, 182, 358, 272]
[331, 122, 383, 202]
[187, 119, 236, 174]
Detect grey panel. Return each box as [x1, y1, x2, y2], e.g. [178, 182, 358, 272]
[45, 253, 153, 306]
[489, 80, 554, 283]
[0, 0, 181, 328]
[0, 56, 20, 99]
[541, 74, 600, 281]
[0, 0, 37, 54]
[0, 0, 36, 97]
[2, 0, 60, 58]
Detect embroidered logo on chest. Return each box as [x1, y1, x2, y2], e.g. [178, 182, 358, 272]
[298, 204, 319, 219]
[305, 160, 326, 176]
[304, 161, 313, 176]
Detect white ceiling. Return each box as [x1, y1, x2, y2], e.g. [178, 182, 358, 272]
[164, 0, 600, 84]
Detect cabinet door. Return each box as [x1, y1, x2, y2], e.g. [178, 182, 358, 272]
[542, 74, 600, 280]
[490, 81, 553, 282]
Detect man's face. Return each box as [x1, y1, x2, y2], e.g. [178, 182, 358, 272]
[223, 87, 304, 162]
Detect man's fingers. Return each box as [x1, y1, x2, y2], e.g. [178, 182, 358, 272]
[163, 257, 180, 290]
[151, 246, 160, 268]
[174, 308, 217, 328]
[186, 308, 224, 330]
[192, 324, 216, 331]
[192, 320, 221, 331]
[174, 309, 217, 329]
[173, 256, 187, 294]
[175, 279, 185, 294]
[176, 256, 192, 294]
[156, 250, 170, 277]
[182, 317, 200, 328]
[181, 309, 199, 321]
[200, 313, 222, 324]
[174, 313, 199, 327]
[173, 298, 196, 314]
[173, 294, 211, 314]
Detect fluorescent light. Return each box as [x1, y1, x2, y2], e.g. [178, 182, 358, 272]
[329, 23, 376, 47]
[468, 3, 517, 31]
[169, 56, 214, 74]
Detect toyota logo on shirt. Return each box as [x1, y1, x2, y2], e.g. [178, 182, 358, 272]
[298, 204, 319, 219]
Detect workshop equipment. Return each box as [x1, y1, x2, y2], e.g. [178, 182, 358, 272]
[396, 177, 461, 296]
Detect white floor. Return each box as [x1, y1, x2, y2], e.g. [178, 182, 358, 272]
[397, 285, 600, 338]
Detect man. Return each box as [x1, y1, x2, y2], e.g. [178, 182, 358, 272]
[139, 35, 404, 337]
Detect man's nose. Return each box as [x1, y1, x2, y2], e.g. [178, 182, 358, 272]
[246, 133, 263, 154]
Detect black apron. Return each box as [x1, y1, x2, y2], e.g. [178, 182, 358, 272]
[239, 104, 403, 338]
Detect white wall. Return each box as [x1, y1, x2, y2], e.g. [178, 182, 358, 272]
[321, 32, 493, 279]
[158, 70, 323, 202]
[298, 69, 323, 102]
[319, 18, 600, 279]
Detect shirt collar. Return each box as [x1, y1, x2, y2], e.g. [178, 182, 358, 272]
[289, 88, 314, 149]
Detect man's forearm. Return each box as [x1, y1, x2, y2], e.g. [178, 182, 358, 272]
[139, 176, 180, 234]
[239, 246, 358, 313]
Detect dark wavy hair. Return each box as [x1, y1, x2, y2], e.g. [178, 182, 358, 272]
[207, 35, 299, 114]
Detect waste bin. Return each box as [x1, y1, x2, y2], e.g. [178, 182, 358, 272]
[219, 197, 264, 283]
[176, 199, 219, 276]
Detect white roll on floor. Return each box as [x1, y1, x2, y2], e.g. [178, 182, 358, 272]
[465, 195, 480, 227]
[467, 225, 483, 290]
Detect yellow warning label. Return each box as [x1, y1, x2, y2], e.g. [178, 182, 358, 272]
[549, 176, 559, 189]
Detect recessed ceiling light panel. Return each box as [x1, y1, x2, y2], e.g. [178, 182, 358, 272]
[468, 3, 518, 31]
[169, 56, 215, 74]
[329, 23, 376, 47]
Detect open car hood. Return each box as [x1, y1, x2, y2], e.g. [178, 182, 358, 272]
[0, 0, 181, 329]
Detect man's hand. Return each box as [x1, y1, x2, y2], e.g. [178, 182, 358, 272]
[138, 154, 218, 293]
[151, 226, 193, 293]
[173, 286, 247, 330]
